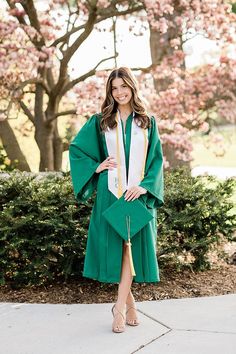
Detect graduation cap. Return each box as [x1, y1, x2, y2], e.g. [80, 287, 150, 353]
[102, 194, 154, 276]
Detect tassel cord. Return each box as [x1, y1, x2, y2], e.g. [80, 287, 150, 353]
[126, 216, 136, 276]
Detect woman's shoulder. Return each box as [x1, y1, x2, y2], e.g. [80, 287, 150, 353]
[146, 114, 156, 128]
[148, 114, 161, 126]
[82, 112, 102, 127]
[147, 113, 158, 121]
[70, 113, 101, 145]
[146, 114, 161, 138]
[72, 113, 101, 137]
[86, 112, 102, 124]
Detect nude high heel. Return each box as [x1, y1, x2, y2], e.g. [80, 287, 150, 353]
[111, 304, 126, 333]
[126, 305, 140, 326]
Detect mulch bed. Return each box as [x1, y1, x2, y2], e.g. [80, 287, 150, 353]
[0, 263, 235, 304]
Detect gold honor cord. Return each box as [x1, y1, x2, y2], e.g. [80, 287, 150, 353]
[126, 215, 136, 276]
[115, 113, 123, 198]
[141, 128, 148, 180]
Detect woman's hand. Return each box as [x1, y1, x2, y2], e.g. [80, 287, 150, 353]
[125, 186, 147, 201]
[95, 156, 117, 173]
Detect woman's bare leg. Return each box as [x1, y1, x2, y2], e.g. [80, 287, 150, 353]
[126, 290, 135, 305]
[125, 290, 139, 325]
[112, 243, 133, 331]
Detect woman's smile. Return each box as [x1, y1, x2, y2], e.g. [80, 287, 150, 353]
[116, 95, 129, 103]
[112, 77, 132, 105]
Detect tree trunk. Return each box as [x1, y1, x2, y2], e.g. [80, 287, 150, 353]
[0, 120, 31, 171]
[149, 24, 190, 170]
[35, 122, 63, 171]
[53, 122, 63, 171]
[34, 93, 63, 171]
[35, 121, 55, 171]
[34, 82, 63, 171]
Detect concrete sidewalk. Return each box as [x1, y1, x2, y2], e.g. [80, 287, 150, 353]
[0, 294, 235, 354]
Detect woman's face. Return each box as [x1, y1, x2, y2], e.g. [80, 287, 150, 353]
[111, 77, 132, 107]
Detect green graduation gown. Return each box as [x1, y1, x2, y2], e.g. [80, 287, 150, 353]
[69, 113, 164, 283]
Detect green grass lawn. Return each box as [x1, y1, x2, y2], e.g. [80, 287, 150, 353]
[4, 118, 236, 215]
[7, 116, 236, 172]
[191, 125, 236, 168]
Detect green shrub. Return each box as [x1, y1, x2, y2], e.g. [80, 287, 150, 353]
[0, 172, 92, 287]
[0, 169, 235, 287]
[157, 168, 236, 270]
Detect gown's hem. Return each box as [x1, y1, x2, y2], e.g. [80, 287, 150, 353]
[82, 272, 160, 284]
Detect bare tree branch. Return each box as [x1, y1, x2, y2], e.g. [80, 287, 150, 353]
[50, 3, 144, 48]
[131, 64, 154, 73]
[19, 101, 34, 123]
[51, 23, 85, 47]
[51, 109, 77, 120]
[52, 8, 98, 98]
[60, 1, 76, 52]
[16, 78, 50, 95]
[61, 13, 96, 68]
[112, 17, 118, 67]
[61, 54, 117, 95]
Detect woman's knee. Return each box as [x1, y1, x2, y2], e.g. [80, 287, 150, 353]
[122, 244, 130, 259]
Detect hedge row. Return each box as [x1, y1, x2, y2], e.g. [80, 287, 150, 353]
[0, 169, 235, 288]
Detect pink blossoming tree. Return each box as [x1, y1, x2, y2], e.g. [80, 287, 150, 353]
[0, 0, 144, 170]
[0, 0, 236, 170]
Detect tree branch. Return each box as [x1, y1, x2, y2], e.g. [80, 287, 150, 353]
[61, 11, 97, 69]
[52, 9, 98, 98]
[6, 0, 45, 49]
[51, 109, 77, 120]
[6, 0, 39, 46]
[131, 64, 154, 73]
[48, 54, 117, 123]
[51, 23, 85, 47]
[6, 0, 27, 25]
[50, 3, 144, 48]
[21, 0, 41, 34]
[112, 17, 118, 67]
[16, 78, 50, 95]
[61, 54, 117, 95]
[19, 101, 34, 123]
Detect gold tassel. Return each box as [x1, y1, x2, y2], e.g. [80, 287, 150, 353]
[126, 216, 136, 276]
[141, 128, 148, 180]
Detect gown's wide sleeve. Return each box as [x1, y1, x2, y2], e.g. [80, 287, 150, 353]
[69, 114, 103, 202]
[139, 116, 164, 209]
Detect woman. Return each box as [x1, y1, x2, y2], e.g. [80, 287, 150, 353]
[69, 67, 164, 333]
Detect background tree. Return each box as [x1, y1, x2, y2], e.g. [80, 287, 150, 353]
[0, 0, 144, 171]
[145, 0, 236, 167]
[1, 0, 236, 171]
[75, 1, 236, 168]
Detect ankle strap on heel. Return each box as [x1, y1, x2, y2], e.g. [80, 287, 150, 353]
[111, 304, 125, 320]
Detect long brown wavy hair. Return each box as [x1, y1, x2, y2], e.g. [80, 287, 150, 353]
[100, 67, 150, 131]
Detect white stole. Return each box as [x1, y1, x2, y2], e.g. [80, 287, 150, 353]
[105, 111, 148, 199]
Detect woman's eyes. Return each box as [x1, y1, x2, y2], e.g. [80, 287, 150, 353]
[112, 85, 127, 90]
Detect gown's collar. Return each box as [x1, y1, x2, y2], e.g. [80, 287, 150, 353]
[117, 109, 135, 121]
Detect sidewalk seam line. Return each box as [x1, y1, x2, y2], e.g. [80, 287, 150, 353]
[130, 328, 173, 354]
[174, 328, 236, 335]
[137, 309, 172, 329]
